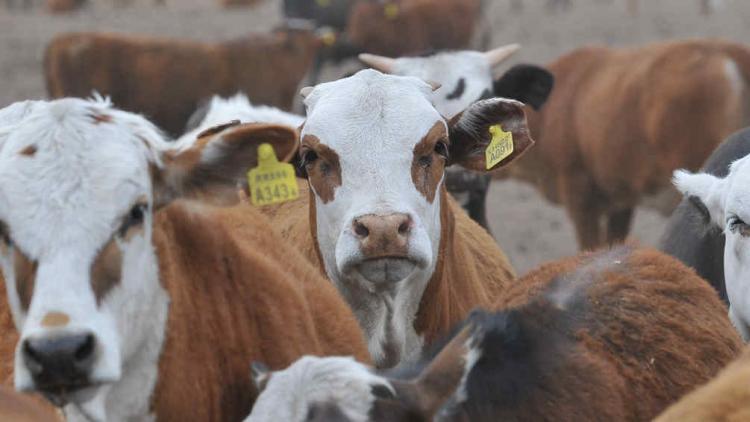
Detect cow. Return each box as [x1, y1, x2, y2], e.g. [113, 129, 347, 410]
[672, 136, 750, 341]
[44, 27, 322, 136]
[359, 45, 554, 230]
[0, 97, 369, 420]
[660, 128, 750, 303]
[282, 0, 356, 31]
[246, 245, 742, 421]
[655, 346, 750, 422]
[0, 386, 62, 421]
[255, 69, 531, 368]
[506, 39, 750, 250]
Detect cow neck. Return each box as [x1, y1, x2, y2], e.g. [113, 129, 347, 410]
[414, 186, 515, 345]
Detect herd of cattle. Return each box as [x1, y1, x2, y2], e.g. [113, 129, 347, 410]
[3, 0, 750, 421]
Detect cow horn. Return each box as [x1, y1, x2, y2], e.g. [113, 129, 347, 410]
[359, 53, 397, 73]
[483, 44, 521, 68]
[300, 86, 314, 98]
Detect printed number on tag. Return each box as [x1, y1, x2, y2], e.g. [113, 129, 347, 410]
[485, 124, 514, 170]
[247, 143, 299, 206]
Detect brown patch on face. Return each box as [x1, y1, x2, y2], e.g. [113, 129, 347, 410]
[301, 134, 342, 204]
[411, 122, 449, 203]
[90, 237, 123, 305]
[40, 311, 70, 328]
[19, 145, 37, 156]
[14, 249, 37, 311]
[89, 113, 113, 125]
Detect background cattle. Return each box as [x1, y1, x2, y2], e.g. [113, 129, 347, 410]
[44, 27, 322, 136]
[0, 98, 369, 420]
[661, 127, 750, 303]
[359, 46, 554, 230]
[246, 246, 742, 421]
[509, 39, 750, 250]
[655, 346, 750, 422]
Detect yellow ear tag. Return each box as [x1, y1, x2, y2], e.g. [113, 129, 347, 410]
[485, 125, 514, 170]
[384, 2, 399, 19]
[247, 143, 299, 206]
[321, 31, 337, 47]
[316, 0, 331, 7]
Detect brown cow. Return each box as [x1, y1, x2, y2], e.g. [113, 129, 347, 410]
[44, 27, 322, 136]
[0, 386, 62, 421]
[510, 39, 750, 250]
[246, 246, 742, 421]
[0, 98, 368, 420]
[249, 70, 524, 368]
[655, 346, 750, 422]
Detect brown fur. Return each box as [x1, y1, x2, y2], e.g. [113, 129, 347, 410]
[44, 31, 321, 135]
[347, 0, 482, 57]
[90, 237, 122, 305]
[260, 180, 515, 347]
[14, 249, 36, 312]
[301, 134, 342, 204]
[412, 122, 448, 203]
[475, 247, 743, 421]
[511, 39, 750, 249]
[655, 347, 750, 422]
[150, 202, 369, 420]
[0, 386, 62, 421]
[46, 0, 85, 13]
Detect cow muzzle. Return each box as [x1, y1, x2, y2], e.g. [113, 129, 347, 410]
[22, 331, 98, 404]
[350, 213, 419, 285]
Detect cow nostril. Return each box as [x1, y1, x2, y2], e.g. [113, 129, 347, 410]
[354, 221, 370, 238]
[398, 220, 410, 235]
[74, 334, 95, 363]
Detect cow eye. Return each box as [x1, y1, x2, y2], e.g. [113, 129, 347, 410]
[301, 149, 319, 168]
[119, 203, 148, 237]
[729, 216, 750, 237]
[434, 140, 449, 159]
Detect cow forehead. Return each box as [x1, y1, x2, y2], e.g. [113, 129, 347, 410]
[394, 51, 491, 82]
[0, 99, 160, 255]
[303, 70, 444, 153]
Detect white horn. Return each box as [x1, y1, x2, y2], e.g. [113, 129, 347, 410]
[359, 53, 397, 74]
[483, 44, 521, 68]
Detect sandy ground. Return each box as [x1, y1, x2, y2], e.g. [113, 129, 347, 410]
[2, 0, 750, 274]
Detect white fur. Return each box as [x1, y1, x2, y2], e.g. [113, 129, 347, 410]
[303, 70, 445, 366]
[386, 51, 495, 119]
[178, 93, 304, 145]
[674, 158, 750, 341]
[245, 356, 391, 422]
[0, 98, 170, 421]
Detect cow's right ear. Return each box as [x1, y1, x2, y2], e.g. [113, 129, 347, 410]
[673, 169, 727, 229]
[447, 98, 534, 172]
[153, 122, 298, 208]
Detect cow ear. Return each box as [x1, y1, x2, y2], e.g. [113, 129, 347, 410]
[153, 122, 298, 208]
[673, 170, 727, 229]
[251, 361, 271, 392]
[448, 98, 534, 172]
[493, 64, 554, 110]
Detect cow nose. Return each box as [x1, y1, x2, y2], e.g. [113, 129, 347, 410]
[352, 213, 412, 257]
[22, 333, 96, 389]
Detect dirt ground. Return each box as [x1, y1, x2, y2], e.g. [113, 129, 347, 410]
[2, 0, 750, 274]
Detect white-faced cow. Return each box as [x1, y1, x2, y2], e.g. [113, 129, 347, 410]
[0, 97, 369, 420]
[673, 149, 750, 341]
[259, 69, 530, 368]
[359, 45, 554, 230]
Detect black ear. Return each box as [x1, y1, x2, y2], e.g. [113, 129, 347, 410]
[493, 64, 554, 110]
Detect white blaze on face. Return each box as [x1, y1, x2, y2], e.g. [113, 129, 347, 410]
[0, 98, 168, 412]
[674, 159, 750, 340]
[391, 51, 494, 119]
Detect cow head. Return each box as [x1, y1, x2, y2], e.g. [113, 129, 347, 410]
[674, 162, 750, 340]
[359, 45, 554, 119]
[299, 69, 531, 364]
[0, 98, 296, 414]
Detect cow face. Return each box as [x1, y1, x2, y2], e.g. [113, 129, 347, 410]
[360, 45, 525, 119]
[0, 98, 296, 413]
[300, 70, 531, 363]
[674, 162, 750, 340]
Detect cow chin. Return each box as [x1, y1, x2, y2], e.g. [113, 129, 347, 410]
[356, 257, 419, 286]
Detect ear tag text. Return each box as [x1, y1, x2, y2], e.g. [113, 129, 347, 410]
[485, 124, 514, 170]
[384, 2, 400, 19]
[247, 143, 299, 206]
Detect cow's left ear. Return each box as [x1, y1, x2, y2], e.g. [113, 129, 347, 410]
[153, 122, 298, 207]
[447, 98, 534, 172]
